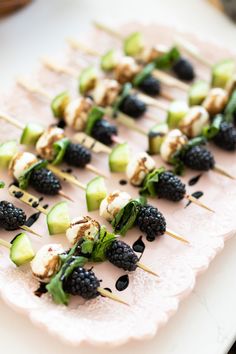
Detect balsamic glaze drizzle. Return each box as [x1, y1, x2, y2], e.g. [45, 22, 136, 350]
[132, 236, 145, 253]
[185, 191, 204, 208]
[188, 174, 202, 186]
[115, 274, 129, 291]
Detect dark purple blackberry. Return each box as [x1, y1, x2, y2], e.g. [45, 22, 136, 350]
[136, 204, 166, 241]
[64, 142, 91, 168]
[119, 94, 147, 118]
[106, 240, 138, 272]
[138, 75, 161, 96]
[0, 201, 26, 231]
[29, 168, 61, 195]
[91, 119, 117, 146]
[182, 145, 215, 171]
[213, 121, 236, 151]
[63, 266, 100, 299]
[172, 57, 195, 81]
[155, 171, 186, 202]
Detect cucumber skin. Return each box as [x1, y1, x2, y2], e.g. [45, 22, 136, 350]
[109, 143, 130, 172]
[86, 177, 107, 212]
[0, 140, 18, 169]
[148, 123, 168, 154]
[47, 202, 70, 235]
[20, 123, 44, 146]
[211, 59, 235, 89]
[10, 233, 35, 266]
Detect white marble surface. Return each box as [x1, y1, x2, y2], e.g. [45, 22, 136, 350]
[0, 0, 236, 353]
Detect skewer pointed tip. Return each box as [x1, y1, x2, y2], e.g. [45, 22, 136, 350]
[136, 262, 159, 277]
[97, 287, 129, 306]
[21, 225, 43, 238]
[185, 194, 215, 213]
[213, 164, 236, 180]
[165, 228, 190, 245]
[58, 190, 74, 202]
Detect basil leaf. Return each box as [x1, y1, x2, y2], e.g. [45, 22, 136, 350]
[85, 106, 105, 135]
[52, 138, 70, 165]
[81, 239, 95, 255]
[0, 181, 5, 189]
[133, 62, 156, 86]
[18, 160, 48, 190]
[140, 167, 165, 197]
[154, 46, 181, 70]
[91, 225, 116, 262]
[202, 115, 222, 139]
[224, 89, 236, 123]
[111, 199, 142, 236]
[112, 83, 132, 117]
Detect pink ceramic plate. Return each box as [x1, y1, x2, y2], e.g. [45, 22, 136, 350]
[0, 22, 236, 347]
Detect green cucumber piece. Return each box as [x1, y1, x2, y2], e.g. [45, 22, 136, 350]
[51, 91, 70, 119]
[0, 140, 18, 169]
[86, 177, 107, 211]
[188, 80, 209, 106]
[101, 49, 119, 71]
[85, 106, 105, 135]
[124, 32, 144, 56]
[10, 233, 35, 266]
[0, 181, 5, 188]
[148, 123, 168, 154]
[211, 59, 235, 89]
[79, 66, 98, 94]
[20, 123, 44, 146]
[47, 202, 70, 235]
[109, 143, 130, 172]
[167, 101, 189, 129]
[224, 89, 236, 123]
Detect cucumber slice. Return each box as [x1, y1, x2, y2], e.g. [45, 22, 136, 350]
[79, 66, 98, 94]
[0, 140, 18, 169]
[10, 233, 35, 266]
[224, 89, 236, 123]
[47, 202, 70, 235]
[51, 91, 70, 119]
[124, 32, 144, 56]
[86, 177, 107, 211]
[101, 49, 119, 71]
[109, 143, 130, 172]
[20, 123, 44, 146]
[188, 80, 209, 106]
[211, 59, 235, 89]
[148, 123, 168, 154]
[167, 101, 189, 129]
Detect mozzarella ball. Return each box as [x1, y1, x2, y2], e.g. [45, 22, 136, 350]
[64, 97, 93, 131]
[35, 126, 65, 161]
[66, 216, 100, 246]
[93, 79, 121, 107]
[114, 56, 140, 84]
[100, 190, 131, 222]
[31, 243, 64, 283]
[179, 106, 210, 138]
[139, 44, 168, 63]
[126, 152, 155, 186]
[9, 152, 37, 181]
[203, 88, 229, 116]
[160, 129, 188, 163]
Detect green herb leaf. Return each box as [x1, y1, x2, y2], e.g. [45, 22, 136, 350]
[52, 138, 70, 165]
[154, 47, 181, 70]
[0, 181, 5, 189]
[133, 62, 156, 86]
[224, 89, 236, 123]
[140, 167, 165, 197]
[111, 199, 143, 236]
[85, 106, 105, 135]
[18, 160, 48, 190]
[202, 115, 222, 139]
[112, 83, 132, 117]
[81, 239, 95, 255]
[91, 225, 116, 262]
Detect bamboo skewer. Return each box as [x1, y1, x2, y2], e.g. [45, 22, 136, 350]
[165, 228, 190, 244]
[0, 239, 11, 249]
[214, 164, 236, 180]
[185, 194, 214, 213]
[97, 287, 129, 305]
[136, 261, 159, 277]
[47, 164, 87, 190]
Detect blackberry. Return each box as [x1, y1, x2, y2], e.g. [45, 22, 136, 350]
[92, 119, 117, 146]
[136, 204, 166, 241]
[182, 145, 215, 171]
[138, 75, 161, 96]
[213, 121, 236, 151]
[64, 142, 91, 168]
[106, 240, 138, 272]
[0, 201, 26, 231]
[29, 168, 61, 195]
[172, 57, 195, 81]
[63, 266, 100, 299]
[119, 94, 147, 118]
[155, 171, 186, 202]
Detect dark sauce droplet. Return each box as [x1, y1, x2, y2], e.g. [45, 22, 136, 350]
[43, 204, 49, 210]
[132, 236, 145, 253]
[188, 174, 202, 186]
[185, 191, 204, 208]
[39, 196, 44, 202]
[34, 282, 48, 297]
[32, 201, 39, 208]
[25, 212, 41, 227]
[115, 274, 129, 292]
[119, 179, 127, 186]
[100, 287, 113, 297]
[14, 191, 23, 198]
[57, 120, 66, 129]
